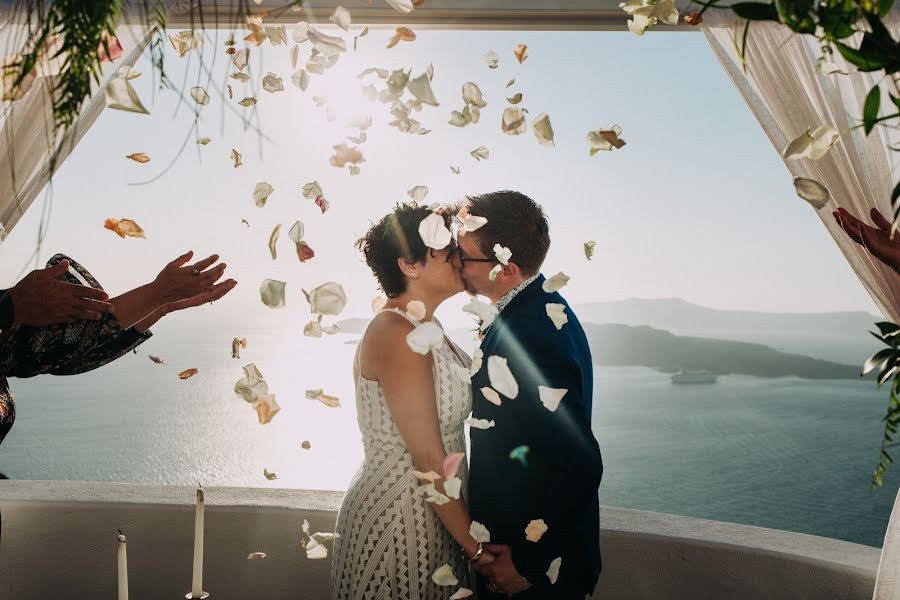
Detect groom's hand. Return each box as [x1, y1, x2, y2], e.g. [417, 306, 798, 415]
[479, 544, 532, 596]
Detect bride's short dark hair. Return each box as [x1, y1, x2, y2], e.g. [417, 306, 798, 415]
[356, 203, 453, 298]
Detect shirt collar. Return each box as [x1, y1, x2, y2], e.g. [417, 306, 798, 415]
[494, 274, 539, 314]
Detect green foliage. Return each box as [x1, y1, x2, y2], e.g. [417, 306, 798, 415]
[864, 325, 900, 488]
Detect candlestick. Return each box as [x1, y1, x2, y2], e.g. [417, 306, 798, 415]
[117, 530, 128, 600]
[188, 485, 208, 599]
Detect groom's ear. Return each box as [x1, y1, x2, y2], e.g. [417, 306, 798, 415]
[503, 261, 522, 280]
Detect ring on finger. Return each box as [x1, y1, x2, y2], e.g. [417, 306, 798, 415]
[191, 265, 200, 276]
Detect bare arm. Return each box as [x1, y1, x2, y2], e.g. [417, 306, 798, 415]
[366, 315, 489, 563]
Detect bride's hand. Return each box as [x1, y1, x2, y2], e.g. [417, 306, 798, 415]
[475, 550, 496, 567]
[150, 251, 228, 305]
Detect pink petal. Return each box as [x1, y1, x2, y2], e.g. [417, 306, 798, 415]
[99, 33, 124, 63]
[442, 452, 465, 480]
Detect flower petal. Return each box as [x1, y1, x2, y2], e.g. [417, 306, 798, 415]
[253, 182, 274, 207]
[546, 303, 568, 330]
[525, 519, 548, 542]
[488, 355, 519, 398]
[432, 564, 459, 586]
[793, 177, 831, 209]
[532, 113, 555, 147]
[547, 557, 562, 584]
[406, 300, 427, 320]
[303, 282, 347, 316]
[260, 279, 286, 308]
[268, 224, 281, 259]
[444, 477, 462, 499]
[406, 321, 444, 354]
[418, 212, 452, 249]
[466, 416, 495, 430]
[470, 521, 491, 543]
[493, 244, 512, 265]
[443, 452, 465, 480]
[481, 386, 502, 406]
[538, 386, 568, 412]
[542, 272, 570, 292]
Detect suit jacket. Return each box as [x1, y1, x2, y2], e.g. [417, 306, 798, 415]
[469, 274, 603, 595]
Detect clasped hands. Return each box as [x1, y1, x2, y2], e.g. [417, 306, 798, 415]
[474, 544, 532, 597]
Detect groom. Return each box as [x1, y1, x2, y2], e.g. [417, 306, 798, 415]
[453, 191, 604, 599]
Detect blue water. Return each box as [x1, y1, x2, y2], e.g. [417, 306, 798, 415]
[0, 320, 897, 548]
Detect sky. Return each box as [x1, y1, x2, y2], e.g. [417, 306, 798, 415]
[0, 26, 884, 337]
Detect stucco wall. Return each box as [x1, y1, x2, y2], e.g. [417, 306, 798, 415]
[0, 481, 881, 600]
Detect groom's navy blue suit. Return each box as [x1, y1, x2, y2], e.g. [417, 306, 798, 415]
[469, 274, 603, 599]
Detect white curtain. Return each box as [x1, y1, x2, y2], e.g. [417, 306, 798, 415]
[702, 11, 900, 323]
[875, 488, 900, 600]
[0, 23, 155, 243]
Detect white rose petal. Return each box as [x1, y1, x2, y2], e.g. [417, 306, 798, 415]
[432, 564, 459, 586]
[232, 48, 250, 71]
[234, 363, 269, 403]
[289, 221, 305, 243]
[330, 6, 352, 30]
[466, 416, 495, 430]
[538, 386, 568, 412]
[190, 86, 210, 105]
[532, 113, 555, 147]
[262, 72, 284, 93]
[481, 386, 502, 406]
[444, 477, 462, 499]
[501, 107, 527, 136]
[406, 300, 426, 321]
[260, 279, 286, 308]
[493, 244, 512, 265]
[302, 180, 323, 200]
[253, 182, 274, 207]
[408, 186, 430, 202]
[268, 224, 280, 259]
[525, 519, 548, 542]
[385, 0, 415, 13]
[488, 355, 519, 399]
[483, 51, 499, 69]
[488, 265, 502, 281]
[470, 146, 490, 161]
[462, 82, 487, 108]
[460, 214, 487, 233]
[470, 348, 484, 374]
[470, 521, 491, 543]
[547, 557, 562, 584]
[423, 483, 451, 505]
[543, 272, 570, 293]
[463, 298, 498, 332]
[291, 68, 310, 91]
[546, 303, 568, 330]
[418, 212, 452, 250]
[304, 320, 323, 338]
[372, 296, 388, 313]
[406, 321, 445, 354]
[450, 589, 474, 600]
[793, 177, 831, 209]
[407, 72, 439, 107]
[413, 470, 442, 482]
[303, 282, 347, 316]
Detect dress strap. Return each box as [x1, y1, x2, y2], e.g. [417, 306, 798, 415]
[374, 307, 421, 326]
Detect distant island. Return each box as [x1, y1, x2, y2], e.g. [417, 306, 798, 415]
[584, 323, 863, 380]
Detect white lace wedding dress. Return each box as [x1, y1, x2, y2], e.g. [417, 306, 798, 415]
[331, 309, 472, 600]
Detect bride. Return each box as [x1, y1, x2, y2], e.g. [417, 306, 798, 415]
[331, 204, 495, 599]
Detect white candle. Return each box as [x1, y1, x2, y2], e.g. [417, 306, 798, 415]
[117, 530, 128, 600]
[191, 486, 205, 598]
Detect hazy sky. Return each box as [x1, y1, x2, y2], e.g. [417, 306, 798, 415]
[0, 27, 883, 329]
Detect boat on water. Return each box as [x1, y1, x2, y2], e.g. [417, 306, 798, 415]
[671, 370, 719, 384]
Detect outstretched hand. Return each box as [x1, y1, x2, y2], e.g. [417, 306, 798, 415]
[151, 251, 229, 305]
[833, 207, 900, 275]
[8, 259, 113, 327]
[476, 544, 532, 596]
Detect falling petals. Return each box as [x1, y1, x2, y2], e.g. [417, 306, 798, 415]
[793, 177, 831, 209]
[413, 470, 442, 482]
[253, 394, 281, 425]
[268, 224, 281, 259]
[387, 27, 416, 49]
[149, 355, 165, 364]
[488, 265, 502, 281]
[514, 43, 528, 63]
[407, 72, 439, 106]
[418, 212, 452, 250]
[232, 337, 247, 359]
[169, 30, 203, 57]
[232, 48, 250, 71]
[104, 218, 146, 239]
[470, 146, 490, 161]
[408, 186, 430, 202]
[470, 521, 491, 543]
[301, 440, 312, 449]
[263, 468, 277, 481]
[385, 0, 415, 13]
[444, 477, 462, 499]
[443, 452, 465, 480]
[423, 482, 451, 505]
[406, 321, 445, 354]
[546, 303, 568, 330]
[539, 386, 568, 412]
[525, 519, 548, 542]
[330, 144, 365, 168]
[463, 298, 498, 332]
[231, 148, 242, 168]
[247, 551, 268, 559]
[450, 589, 474, 600]
[483, 51, 499, 69]
[493, 244, 512, 265]
[481, 386, 502, 406]
[466, 416, 495, 430]
[543, 272, 569, 292]
[488, 355, 519, 399]
[372, 296, 388, 313]
[260, 279, 286, 308]
[253, 182, 274, 207]
[588, 126, 626, 153]
[547, 557, 562, 584]
[532, 113, 555, 147]
[234, 363, 269, 403]
[507, 93, 523, 104]
[782, 125, 839, 160]
[190, 86, 210, 105]
[509, 445, 529, 466]
[306, 388, 341, 408]
[330, 6, 352, 30]
[125, 153, 150, 163]
[462, 83, 487, 109]
[303, 282, 347, 316]
[584, 241, 596, 260]
[178, 368, 199, 380]
[262, 72, 284, 93]
[501, 107, 527, 135]
[239, 97, 258, 107]
[432, 564, 458, 586]
[105, 68, 149, 114]
[406, 300, 426, 321]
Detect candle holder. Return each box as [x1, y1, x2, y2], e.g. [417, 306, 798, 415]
[184, 592, 210, 599]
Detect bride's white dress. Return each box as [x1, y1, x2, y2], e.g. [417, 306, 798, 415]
[331, 309, 473, 600]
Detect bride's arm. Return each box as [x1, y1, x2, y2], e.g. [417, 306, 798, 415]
[367, 315, 492, 566]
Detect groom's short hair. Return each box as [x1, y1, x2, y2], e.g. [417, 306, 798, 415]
[465, 191, 550, 277]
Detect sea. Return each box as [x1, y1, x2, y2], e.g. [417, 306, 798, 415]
[0, 317, 897, 549]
